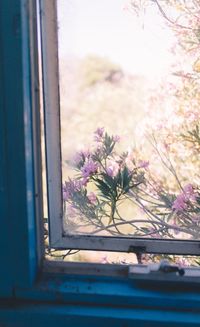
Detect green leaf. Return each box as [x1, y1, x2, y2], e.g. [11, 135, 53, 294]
[104, 133, 116, 156]
[159, 193, 173, 208]
[101, 172, 117, 189]
[95, 178, 112, 199]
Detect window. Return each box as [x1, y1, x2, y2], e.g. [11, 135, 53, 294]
[39, 0, 200, 273]
[2, 1, 200, 326]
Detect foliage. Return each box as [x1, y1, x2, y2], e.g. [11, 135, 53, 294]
[63, 127, 200, 242]
[80, 55, 123, 88]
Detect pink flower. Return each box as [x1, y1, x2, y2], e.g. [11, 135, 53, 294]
[95, 144, 104, 157]
[176, 258, 190, 267]
[95, 127, 104, 137]
[172, 193, 187, 212]
[94, 127, 104, 142]
[63, 190, 70, 201]
[73, 149, 90, 166]
[88, 192, 97, 204]
[73, 152, 83, 166]
[113, 135, 120, 142]
[81, 177, 89, 186]
[183, 184, 193, 193]
[163, 142, 170, 151]
[138, 160, 149, 169]
[81, 159, 98, 178]
[63, 179, 83, 201]
[183, 184, 196, 201]
[106, 160, 120, 177]
[172, 184, 196, 212]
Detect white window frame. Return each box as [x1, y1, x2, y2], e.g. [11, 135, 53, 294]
[40, 0, 200, 258]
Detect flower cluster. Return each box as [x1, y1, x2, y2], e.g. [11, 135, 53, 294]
[63, 128, 200, 247]
[63, 129, 148, 231]
[172, 184, 197, 212]
[81, 159, 98, 178]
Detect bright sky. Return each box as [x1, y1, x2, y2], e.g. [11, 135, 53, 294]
[57, 0, 175, 78]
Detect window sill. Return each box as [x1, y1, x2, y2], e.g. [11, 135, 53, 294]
[1, 300, 200, 327]
[11, 261, 200, 312]
[1, 269, 200, 327]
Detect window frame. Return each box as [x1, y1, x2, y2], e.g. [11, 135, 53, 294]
[0, 0, 40, 291]
[41, 0, 200, 258]
[2, 2, 200, 326]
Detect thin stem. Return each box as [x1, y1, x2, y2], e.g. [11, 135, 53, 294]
[152, 0, 193, 30]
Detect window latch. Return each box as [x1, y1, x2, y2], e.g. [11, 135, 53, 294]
[158, 260, 185, 276]
[129, 260, 185, 279]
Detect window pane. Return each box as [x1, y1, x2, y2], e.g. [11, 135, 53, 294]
[56, 1, 200, 248]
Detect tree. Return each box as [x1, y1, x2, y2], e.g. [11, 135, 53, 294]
[80, 55, 123, 88]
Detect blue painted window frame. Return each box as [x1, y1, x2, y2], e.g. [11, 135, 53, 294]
[1, 1, 200, 325]
[0, 0, 38, 294]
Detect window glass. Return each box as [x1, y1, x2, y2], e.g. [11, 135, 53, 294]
[57, 0, 199, 236]
[42, 0, 200, 265]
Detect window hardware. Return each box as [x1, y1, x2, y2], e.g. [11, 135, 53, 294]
[158, 260, 185, 276]
[128, 246, 147, 264]
[129, 260, 186, 279]
[128, 246, 147, 253]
